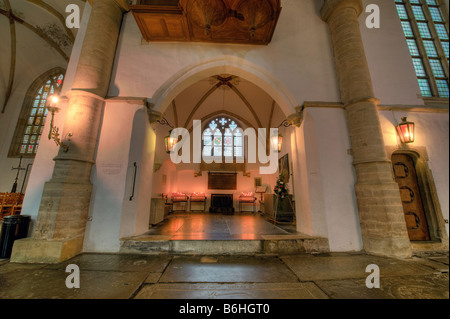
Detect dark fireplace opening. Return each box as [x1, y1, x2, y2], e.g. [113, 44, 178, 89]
[209, 194, 235, 215]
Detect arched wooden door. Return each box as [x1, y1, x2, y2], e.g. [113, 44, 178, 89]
[392, 153, 430, 241]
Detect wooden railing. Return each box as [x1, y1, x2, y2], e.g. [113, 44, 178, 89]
[0, 193, 24, 220]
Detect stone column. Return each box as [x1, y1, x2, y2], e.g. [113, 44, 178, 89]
[11, 0, 129, 263]
[321, 0, 412, 258]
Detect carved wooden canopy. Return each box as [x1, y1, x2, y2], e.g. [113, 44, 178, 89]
[130, 0, 281, 45]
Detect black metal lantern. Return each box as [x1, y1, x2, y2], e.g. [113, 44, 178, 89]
[164, 130, 178, 153]
[396, 117, 415, 144]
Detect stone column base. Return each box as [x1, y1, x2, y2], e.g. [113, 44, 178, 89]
[10, 236, 84, 264]
[362, 236, 412, 259]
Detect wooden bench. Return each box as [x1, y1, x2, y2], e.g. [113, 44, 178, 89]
[189, 193, 207, 212]
[239, 192, 257, 213]
[171, 193, 189, 212]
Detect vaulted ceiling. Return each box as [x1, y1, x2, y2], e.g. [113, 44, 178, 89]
[164, 74, 286, 133]
[0, 0, 86, 113]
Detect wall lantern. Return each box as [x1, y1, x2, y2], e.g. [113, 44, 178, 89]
[165, 130, 178, 154]
[46, 95, 70, 152]
[271, 134, 283, 153]
[396, 117, 415, 144]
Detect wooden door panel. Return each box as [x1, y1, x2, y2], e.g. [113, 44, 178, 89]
[392, 154, 430, 241]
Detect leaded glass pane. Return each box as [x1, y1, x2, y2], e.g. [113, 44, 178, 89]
[442, 41, 449, 58]
[214, 146, 222, 157]
[435, 24, 449, 40]
[407, 39, 420, 56]
[422, 40, 438, 57]
[417, 22, 432, 38]
[401, 21, 414, 37]
[224, 147, 233, 157]
[429, 59, 445, 77]
[396, 4, 408, 19]
[428, 7, 443, 22]
[418, 78, 432, 96]
[436, 80, 449, 97]
[411, 5, 426, 21]
[412, 58, 427, 76]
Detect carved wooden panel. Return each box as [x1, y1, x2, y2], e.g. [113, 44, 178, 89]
[208, 172, 237, 190]
[130, 0, 281, 45]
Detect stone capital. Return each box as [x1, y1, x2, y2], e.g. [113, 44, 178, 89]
[146, 102, 163, 124]
[286, 106, 304, 128]
[321, 0, 364, 22]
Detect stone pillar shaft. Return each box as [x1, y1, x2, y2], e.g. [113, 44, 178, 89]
[11, 0, 128, 263]
[322, 0, 412, 258]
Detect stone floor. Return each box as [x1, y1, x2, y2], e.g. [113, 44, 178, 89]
[141, 212, 298, 240]
[0, 251, 448, 300]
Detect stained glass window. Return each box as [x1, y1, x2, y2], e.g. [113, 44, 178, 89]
[395, 0, 449, 98]
[9, 71, 64, 157]
[203, 118, 244, 160]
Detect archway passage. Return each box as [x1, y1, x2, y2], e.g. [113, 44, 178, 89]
[392, 153, 431, 241]
[120, 73, 329, 254]
[150, 73, 291, 227]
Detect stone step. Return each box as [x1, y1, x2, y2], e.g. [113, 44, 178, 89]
[119, 236, 330, 256]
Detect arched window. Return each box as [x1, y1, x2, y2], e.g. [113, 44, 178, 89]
[9, 69, 65, 158]
[203, 117, 244, 161]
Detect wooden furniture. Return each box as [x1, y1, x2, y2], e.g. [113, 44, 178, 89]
[209, 194, 234, 215]
[130, 0, 281, 45]
[189, 192, 207, 212]
[171, 192, 189, 212]
[255, 186, 268, 201]
[162, 193, 173, 215]
[150, 197, 166, 225]
[238, 192, 257, 212]
[0, 193, 24, 220]
[263, 194, 295, 223]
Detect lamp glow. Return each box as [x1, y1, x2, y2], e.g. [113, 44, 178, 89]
[165, 130, 178, 154]
[396, 117, 415, 144]
[271, 134, 283, 153]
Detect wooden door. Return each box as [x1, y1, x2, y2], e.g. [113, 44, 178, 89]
[392, 154, 430, 241]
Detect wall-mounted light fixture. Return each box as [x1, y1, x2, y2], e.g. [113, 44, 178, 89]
[271, 134, 283, 153]
[396, 117, 415, 144]
[156, 117, 178, 154]
[46, 96, 70, 152]
[165, 130, 178, 154]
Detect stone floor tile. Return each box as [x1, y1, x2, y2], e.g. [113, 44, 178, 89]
[134, 282, 329, 299]
[315, 273, 449, 299]
[44, 253, 172, 273]
[411, 257, 449, 273]
[159, 256, 299, 283]
[144, 273, 163, 284]
[428, 256, 449, 265]
[0, 268, 148, 299]
[281, 254, 436, 281]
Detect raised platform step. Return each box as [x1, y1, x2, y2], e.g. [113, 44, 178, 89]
[119, 235, 330, 256]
